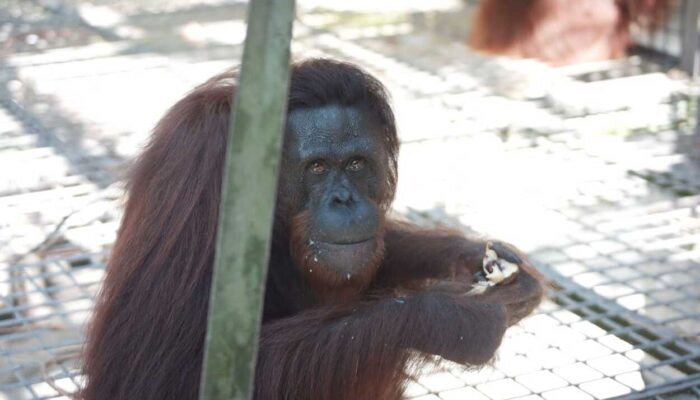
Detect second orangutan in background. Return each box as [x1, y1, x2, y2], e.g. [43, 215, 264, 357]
[469, 0, 674, 65]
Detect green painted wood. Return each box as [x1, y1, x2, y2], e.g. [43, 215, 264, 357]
[680, 0, 700, 78]
[199, 0, 295, 398]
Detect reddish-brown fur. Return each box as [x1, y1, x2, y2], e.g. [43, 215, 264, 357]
[80, 59, 543, 400]
[469, 0, 674, 65]
[290, 210, 386, 303]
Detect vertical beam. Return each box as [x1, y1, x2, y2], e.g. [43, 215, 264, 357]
[199, 0, 295, 399]
[680, 0, 700, 78]
[683, 1, 700, 158]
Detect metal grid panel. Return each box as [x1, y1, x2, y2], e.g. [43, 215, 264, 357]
[0, 95, 116, 399]
[631, 0, 687, 66]
[0, 254, 105, 400]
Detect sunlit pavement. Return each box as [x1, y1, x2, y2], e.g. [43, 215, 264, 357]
[1, 1, 699, 399]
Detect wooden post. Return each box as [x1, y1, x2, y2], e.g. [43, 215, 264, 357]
[680, 0, 700, 78]
[199, 0, 295, 399]
[682, 1, 700, 158]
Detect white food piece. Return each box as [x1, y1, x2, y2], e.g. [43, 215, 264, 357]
[483, 244, 498, 262]
[466, 242, 520, 296]
[466, 281, 490, 296]
[485, 260, 519, 285]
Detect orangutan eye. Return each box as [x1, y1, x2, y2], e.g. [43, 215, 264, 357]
[346, 158, 365, 172]
[309, 160, 327, 175]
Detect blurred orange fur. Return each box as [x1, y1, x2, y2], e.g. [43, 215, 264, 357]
[469, 0, 674, 65]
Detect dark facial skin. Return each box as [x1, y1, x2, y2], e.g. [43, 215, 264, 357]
[280, 104, 388, 277]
